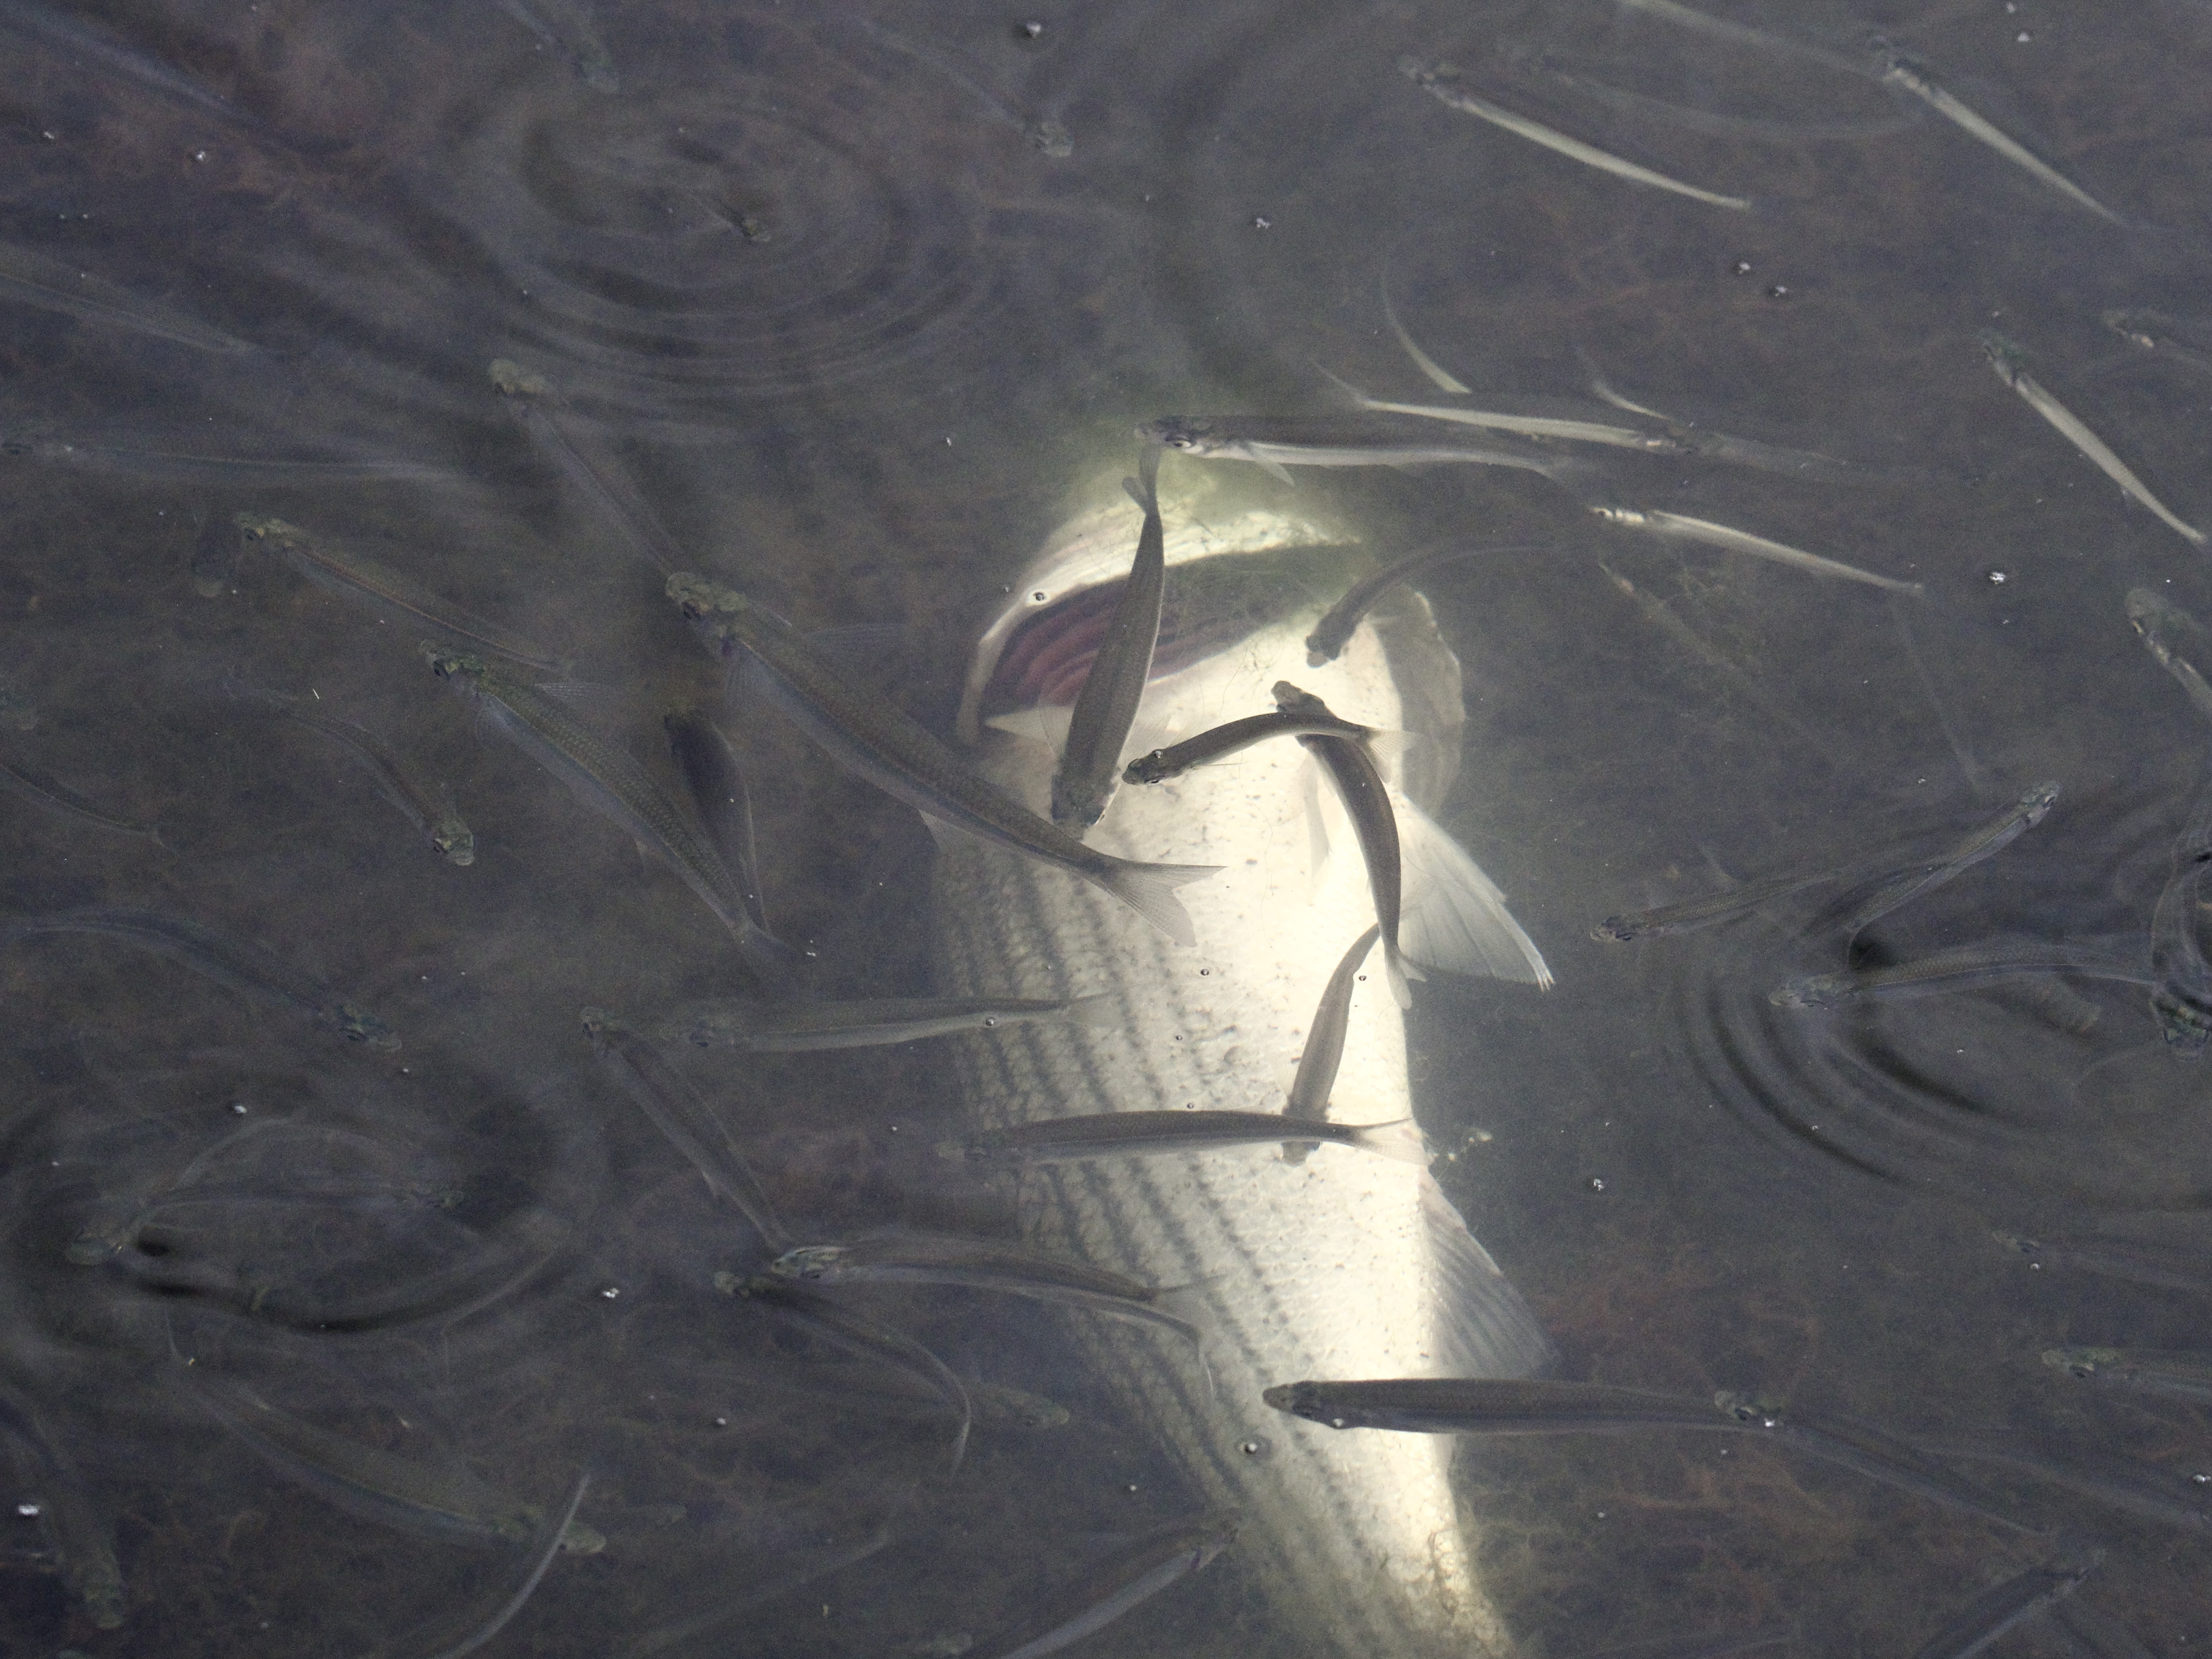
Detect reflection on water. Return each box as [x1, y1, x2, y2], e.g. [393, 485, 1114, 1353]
[1, 0, 2211, 1653]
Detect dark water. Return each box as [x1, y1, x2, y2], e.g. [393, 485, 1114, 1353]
[1, 0, 2211, 1653]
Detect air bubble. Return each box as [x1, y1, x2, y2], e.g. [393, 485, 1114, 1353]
[1987, 568, 2009, 585]
[16, 1503, 37, 1517]
[1587, 1176, 1607, 1192]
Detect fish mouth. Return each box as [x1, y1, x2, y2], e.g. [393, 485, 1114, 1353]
[955, 476, 1360, 744]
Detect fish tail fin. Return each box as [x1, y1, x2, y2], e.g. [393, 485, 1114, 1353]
[1063, 993, 1120, 1028]
[1419, 1174, 1556, 1376]
[738, 927, 811, 994]
[1384, 942, 1419, 1008]
[1398, 798, 1552, 987]
[1348, 1117, 1431, 1164]
[1094, 859, 1221, 946]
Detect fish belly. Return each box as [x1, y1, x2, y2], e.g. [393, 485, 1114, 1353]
[931, 609, 1548, 1659]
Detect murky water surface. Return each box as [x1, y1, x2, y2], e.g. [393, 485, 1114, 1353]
[1, 0, 2210, 1653]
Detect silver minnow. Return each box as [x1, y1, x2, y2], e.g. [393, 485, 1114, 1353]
[931, 478, 1555, 1659]
[664, 993, 1111, 1052]
[1053, 451, 1165, 829]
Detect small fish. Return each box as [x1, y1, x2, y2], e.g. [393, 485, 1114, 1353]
[1123, 706, 1379, 784]
[1398, 56, 1752, 211]
[1136, 415, 1571, 489]
[1979, 333, 2203, 547]
[1594, 863, 1854, 942]
[0, 238, 255, 353]
[190, 512, 240, 597]
[426, 648, 794, 982]
[242, 515, 564, 673]
[1264, 1379, 2032, 1530]
[0, 0, 251, 124]
[844, 16, 1071, 158]
[2124, 588, 2212, 724]
[491, 0, 618, 91]
[941, 1108, 1428, 1166]
[1926, 1432, 2209, 1534]
[973, 1383, 1070, 1430]
[0, 907, 398, 1046]
[663, 993, 1113, 1052]
[1612, 0, 1870, 76]
[1327, 380, 1689, 456]
[1836, 780, 2061, 937]
[421, 1472, 593, 1659]
[1907, 1556, 2096, 1659]
[1276, 681, 1417, 1006]
[0, 755, 163, 845]
[1380, 277, 1469, 394]
[965, 1512, 1238, 1659]
[1591, 505, 1923, 593]
[767, 1231, 1205, 1350]
[2104, 310, 2212, 378]
[1773, 945, 2149, 1009]
[2042, 1345, 2212, 1406]
[489, 361, 680, 573]
[724, 1274, 971, 1469]
[185, 1373, 602, 1553]
[5, 437, 447, 485]
[667, 574, 1218, 945]
[0, 1382, 126, 1628]
[1281, 925, 1381, 1164]
[2147, 785, 2212, 1053]
[248, 692, 472, 864]
[1309, 544, 1546, 667]
[1993, 1230, 2212, 1298]
[1544, 64, 1918, 142]
[583, 1008, 788, 1249]
[2049, 1599, 2159, 1659]
[663, 709, 775, 940]
[1053, 451, 1165, 830]
[1870, 41, 2121, 224]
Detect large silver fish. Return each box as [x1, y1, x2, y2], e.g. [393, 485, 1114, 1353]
[932, 477, 1553, 1659]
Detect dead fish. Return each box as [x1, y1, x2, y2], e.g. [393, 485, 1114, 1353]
[1137, 414, 1571, 490]
[967, 1512, 1238, 1659]
[489, 360, 678, 572]
[0, 907, 397, 1046]
[1053, 451, 1165, 830]
[667, 573, 1218, 945]
[1281, 925, 1381, 1164]
[941, 1108, 1429, 1166]
[0, 238, 255, 353]
[663, 993, 1113, 1052]
[1263, 1378, 2032, 1530]
[1870, 40, 2122, 224]
[663, 708, 775, 940]
[1979, 332, 2203, 546]
[767, 1230, 1205, 1351]
[241, 514, 564, 672]
[1906, 1556, 2097, 1659]
[1305, 542, 1546, 666]
[2125, 588, 2212, 724]
[723, 1274, 970, 1469]
[1276, 681, 1416, 1007]
[1398, 56, 1751, 211]
[1124, 706, 1380, 785]
[582, 1008, 788, 1249]
[1835, 780, 2061, 937]
[1591, 505, 1923, 593]
[426, 648, 797, 982]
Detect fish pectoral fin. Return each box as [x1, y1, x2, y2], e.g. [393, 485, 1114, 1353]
[918, 813, 983, 855]
[1397, 797, 1552, 987]
[1257, 455, 1297, 488]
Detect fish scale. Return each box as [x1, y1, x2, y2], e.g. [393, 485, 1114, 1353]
[932, 507, 1552, 1659]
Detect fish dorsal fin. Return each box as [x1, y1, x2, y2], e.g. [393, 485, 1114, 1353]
[1420, 1173, 1556, 1378]
[1397, 797, 1551, 987]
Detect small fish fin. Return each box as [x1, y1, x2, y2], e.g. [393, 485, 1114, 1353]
[1312, 362, 1381, 407]
[1063, 993, 1119, 1028]
[919, 813, 983, 855]
[1258, 455, 1297, 488]
[1383, 944, 1417, 1009]
[1301, 758, 1331, 889]
[1419, 1173, 1556, 1377]
[986, 704, 1072, 756]
[1271, 1058, 1301, 1094]
[1398, 799, 1552, 987]
[1094, 860, 1219, 947]
[808, 624, 912, 680]
[1345, 1117, 1430, 1164]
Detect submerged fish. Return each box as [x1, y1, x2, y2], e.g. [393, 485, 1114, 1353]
[2042, 1345, 2212, 1405]
[932, 490, 1557, 1659]
[1591, 505, 1922, 593]
[1906, 1556, 2095, 1659]
[667, 573, 1218, 945]
[664, 993, 1111, 1051]
[0, 1382, 126, 1627]
[0, 238, 255, 353]
[424, 647, 797, 982]
[1306, 543, 1540, 667]
[5, 437, 447, 485]
[1281, 925, 1381, 1164]
[1836, 780, 2061, 937]
[242, 515, 564, 672]
[2104, 310, 2212, 378]
[1380, 277, 1471, 394]
[663, 708, 774, 938]
[247, 691, 472, 865]
[489, 360, 678, 572]
[943, 1108, 1429, 1166]
[0, 0, 250, 123]
[967, 1512, 1237, 1659]
[2125, 588, 2212, 725]
[1123, 706, 1378, 785]
[0, 907, 397, 1046]
[1053, 451, 1165, 830]
[1993, 1230, 2212, 1298]
[2147, 785, 2212, 1052]
[1137, 415, 1571, 489]
[1329, 383, 1689, 456]
[1870, 41, 2121, 224]
[1773, 944, 2149, 1009]
[1399, 56, 1751, 211]
[0, 754, 163, 845]
[491, 0, 618, 91]
[1612, 0, 1870, 76]
[1979, 333, 2204, 547]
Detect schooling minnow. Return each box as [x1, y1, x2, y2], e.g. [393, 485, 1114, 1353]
[942, 1108, 1428, 1166]
[1137, 415, 1571, 489]
[1053, 451, 1165, 830]
[1124, 707, 1378, 785]
[664, 993, 1112, 1052]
